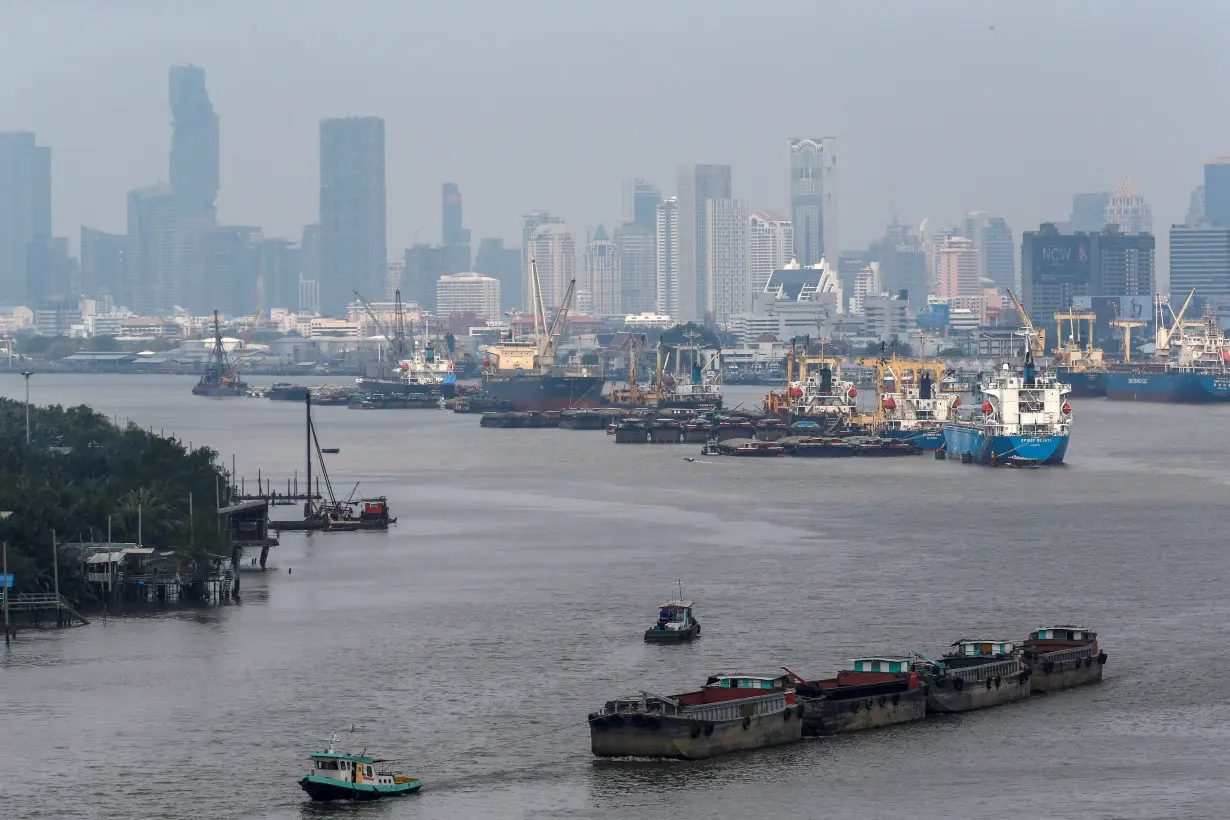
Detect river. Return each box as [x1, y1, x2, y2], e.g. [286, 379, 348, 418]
[2, 374, 1229, 819]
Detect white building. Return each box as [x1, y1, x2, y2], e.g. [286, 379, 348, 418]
[655, 197, 679, 318]
[749, 212, 794, 295]
[863, 294, 911, 343]
[521, 211, 564, 310]
[436, 273, 501, 319]
[849, 262, 881, 316]
[1103, 175, 1153, 235]
[731, 259, 842, 344]
[527, 223, 576, 313]
[583, 225, 621, 316]
[704, 198, 750, 327]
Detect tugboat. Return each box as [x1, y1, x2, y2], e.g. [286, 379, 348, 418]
[1022, 625, 1106, 693]
[792, 658, 927, 736]
[914, 640, 1031, 713]
[192, 310, 248, 397]
[298, 733, 422, 802]
[644, 598, 701, 643]
[588, 672, 802, 759]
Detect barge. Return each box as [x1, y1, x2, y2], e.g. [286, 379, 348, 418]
[917, 640, 1031, 713]
[794, 658, 926, 736]
[589, 672, 801, 760]
[1022, 625, 1106, 693]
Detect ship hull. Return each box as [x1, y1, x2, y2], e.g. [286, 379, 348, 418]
[1026, 652, 1105, 693]
[1056, 369, 1106, 398]
[942, 425, 1069, 465]
[356, 378, 455, 399]
[192, 382, 248, 397]
[483, 374, 606, 412]
[800, 689, 926, 736]
[1104, 371, 1230, 403]
[879, 427, 946, 450]
[924, 673, 1031, 714]
[298, 776, 420, 802]
[589, 709, 801, 760]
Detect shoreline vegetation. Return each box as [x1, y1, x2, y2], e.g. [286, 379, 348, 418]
[0, 398, 229, 606]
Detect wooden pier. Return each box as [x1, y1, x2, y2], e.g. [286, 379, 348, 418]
[3, 592, 90, 627]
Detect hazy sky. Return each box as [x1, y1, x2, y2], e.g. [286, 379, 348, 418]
[3, 0, 1227, 270]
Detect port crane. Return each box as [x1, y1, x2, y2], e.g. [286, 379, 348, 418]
[354, 288, 411, 365]
[1153, 289, 1196, 360]
[1005, 289, 1046, 357]
[538, 276, 576, 368]
[1109, 300, 1147, 364]
[1052, 307, 1103, 370]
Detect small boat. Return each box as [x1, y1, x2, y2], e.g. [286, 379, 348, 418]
[914, 640, 1031, 713]
[298, 733, 422, 802]
[644, 599, 701, 643]
[321, 447, 340, 455]
[1005, 455, 1039, 469]
[1022, 625, 1106, 693]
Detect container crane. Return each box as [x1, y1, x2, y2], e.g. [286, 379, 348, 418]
[1005, 289, 1046, 357]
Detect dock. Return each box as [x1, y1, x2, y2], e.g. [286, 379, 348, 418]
[3, 592, 90, 626]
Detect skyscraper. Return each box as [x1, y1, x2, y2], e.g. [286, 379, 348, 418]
[527, 224, 576, 314]
[677, 164, 731, 322]
[403, 244, 448, 312]
[168, 65, 220, 214]
[872, 222, 927, 302]
[1170, 224, 1230, 309]
[319, 117, 387, 315]
[521, 211, 564, 310]
[583, 225, 621, 316]
[81, 226, 126, 302]
[299, 223, 321, 312]
[623, 179, 661, 231]
[613, 220, 655, 315]
[1205, 158, 1230, 227]
[936, 236, 980, 300]
[0, 132, 51, 305]
[1096, 227, 1155, 300]
[441, 182, 471, 272]
[704, 198, 750, 327]
[125, 184, 181, 316]
[1102, 176, 1152, 235]
[749, 212, 793, 294]
[1020, 223, 1094, 323]
[964, 212, 1016, 291]
[1066, 191, 1111, 233]
[474, 238, 522, 313]
[789, 138, 838, 267]
[655, 197, 679, 317]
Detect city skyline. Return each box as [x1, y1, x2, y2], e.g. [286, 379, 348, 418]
[3, 1, 1224, 269]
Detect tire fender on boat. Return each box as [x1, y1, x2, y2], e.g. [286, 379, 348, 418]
[1098, 651, 1108, 665]
[742, 717, 751, 730]
[864, 698, 873, 711]
[1043, 661, 1055, 674]
[985, 679, 992, 690]
[851, 701, 860, 713]
[891, 694, 899, 706]
[690, 723, 702, 739]
[953, 677, 965, 692]
[704, 722, 714, 736]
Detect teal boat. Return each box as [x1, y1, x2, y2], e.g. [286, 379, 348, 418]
[298, 734, 422, 802]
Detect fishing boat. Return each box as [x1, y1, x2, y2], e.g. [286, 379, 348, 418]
[644, 598, 701, 643]
[589, 672, 802, 759]
[192, 311, 248, 397]
[298, 733, 422, 802]
[914, 640, 1031, 714]
[792, 658, 927, 736]
[942, 351, 1072, 465]
[1022, 625, 1106, 693]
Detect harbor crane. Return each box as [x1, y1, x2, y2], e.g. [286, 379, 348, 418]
[1005, 289, 1046, 357]
[1109, 300, 1147, 363]
[539, 275, 576, 367]
[1154, 289, 1196, 360]
[354, 288, 411, 361]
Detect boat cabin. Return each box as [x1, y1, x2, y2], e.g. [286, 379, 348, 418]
[650, 600, 694, 632]
[307, 751, 401, 788]
[947, 639, 1017, 658]
[1026, 625, 1097, 650]
[822, 657, 919, 689]
[851, 657, 914, 673]
[359, 498, 390, 525]
[675, 673, 795, 706]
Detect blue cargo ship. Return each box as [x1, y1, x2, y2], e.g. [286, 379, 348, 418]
[1103, 370, 1230, 402]
[1055, 367, 1106, 398]
[942, 353, 1072, 465]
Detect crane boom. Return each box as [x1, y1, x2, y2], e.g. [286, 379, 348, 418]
[353, 290, 396, 348]
[541, 278, 576, 365]
[1156, 289, 1196, 354]
[234, 305, 263, 377]
[1005, 289, 1046, 356]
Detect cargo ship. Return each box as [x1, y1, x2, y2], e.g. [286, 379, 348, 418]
[192, 311, 249, 397]
[942, 351, 1071, 465]
[481, 265, 605, 412]
[1105, 303, 1230, 401]
[792, 658, 926, 736]
[588, 672, 801, 760]
[863, 354, 957, 449]
[609, 337, 723, 411]
[914, 640, 1031, 713]
[1022, 625, 1106, 693]
[765, 346, 872, 433]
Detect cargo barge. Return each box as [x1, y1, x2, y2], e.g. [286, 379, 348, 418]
[1022, 625, 1106, 693]
[794, 658, 926, 736]
[916, 640, 1031, 713]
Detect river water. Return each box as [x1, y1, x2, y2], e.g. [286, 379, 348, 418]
[2, 375, 1229, 820]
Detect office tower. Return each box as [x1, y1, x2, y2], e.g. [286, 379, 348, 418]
[677, 164, 732, 321]
[403, 244, 448, 312]
[1205, 158, 1230, 227]
[81, 227, 126, 301]
[0, 132, 51, 305]
[1102, 176, 1152, 235]
[125, 184, 183, 315]
[923, 224, 960, 295]
[964, 212, 1016, 291]
[526, 223, 576, 313]
[1096, 227, 1155, 301]
[1169, 224, 1230, 309]
[613, 220, 655, 315]
[474, 237, 522, 312]
[849, 262, 882, 316]
[436, 273, 500, 318]
[789, 138, 838, 267]
[168, 65, 219, 214]
[1021, 223, 1094, 324]
[623, 179, 661, 231]
[199, 226, 262, 317]
[749, 212, 793, 294]
[936, 236, 981, 300]
[1067, 191, 1111, 233]
[299, 224, 321, 312]
[25, 237, 72, 305]
[521, 211, 564, 309]
[441, 182, 471, 272]
[583, 225, 621, 316]
[319, 117, 387, 315]
[1187, 186, 1205, 227]
[258, 237, 300, 311]
[872, 221, 927, 302]
[655, 197, 679, 317]
[704, 198, 750, 327]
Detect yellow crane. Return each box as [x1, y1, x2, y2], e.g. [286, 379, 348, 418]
[1005, 289, 1046, 357]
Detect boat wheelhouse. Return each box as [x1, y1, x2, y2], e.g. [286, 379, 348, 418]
[644, 600, 701, 643]
[298, 735, 422, 802]
[1022, 625, 1105, 693]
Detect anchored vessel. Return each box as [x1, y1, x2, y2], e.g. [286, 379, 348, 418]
[795, 658, 927, 736]
[644, 599, 701, 643]
[589, 672, 802, 759]
[1022, 625, 1106, 693]
[916, 640, 1031, 713]
[298, 734, 422, 802]
[942, 352, 1071, 464]
[193, 311, 248, 397]
[866, 355, 959, 449]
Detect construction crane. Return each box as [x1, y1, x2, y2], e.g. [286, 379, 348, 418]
[1005, 289, 1046, 357]
[233, 305, 263, 379]
[1154, 289, 1196, 360]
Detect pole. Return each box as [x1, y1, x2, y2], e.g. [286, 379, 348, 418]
[22, 371, 32, 445]
[2, 540, 9, 645]
[52, 529, 59, 622]
[305, 393, 313, 517]
[138, 503, 142, 547]
[189, 492, 194, 547]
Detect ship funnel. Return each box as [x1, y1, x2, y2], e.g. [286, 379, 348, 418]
[819, 365, 833, 394]
[919, 372, 933, 400]
[1023, 350, 1036, 386]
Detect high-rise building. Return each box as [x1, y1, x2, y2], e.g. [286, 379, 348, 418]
[1169, 224, 1230, 309]
[1096, 227, 1155, 300]
[25, 237, 72, 305]
[403, 244, 448, 312]
[474, 238, 522, 313]
[964, 212, 1016, 291]
[1102, 176, 1152, 235]
[677, 164, 732, 322]
[936, 236, 980, 300]
[319, 117, 387, 315]
[0, 132, 51, 305]
[81, 227, 126, 302]
[521, 211, 564, 309]
[258, 237, 300, 311]
[441, 182, 471, 272]
[436, 273, 500, 319]
[527, 223, 576, 313]
[1067, 191, 1111, 233]
[922, 223, 961, 295]
[1020, 223, 1094, 324]
[872, 222, 927, 302]
[199, 226, 262, 317]
[789, 138, 838, 267]
[704, 198, 750, 327]
[749, 212, 793, 294]
[1187, 186, 1206, 227]
[125, 184, 182, 315]
[623, 179, 661, 231]
[613, 221, 655, 315]
[655, 197, 679, 317]
[299, 224, 321, 312]
[168, 65, 220, 214]
[1205, 158, 1230, 227]
[583, 225, 621, 316]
